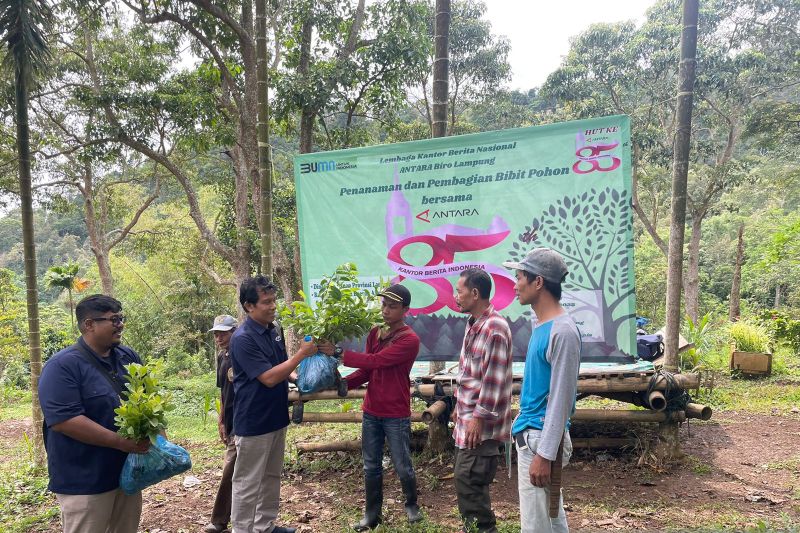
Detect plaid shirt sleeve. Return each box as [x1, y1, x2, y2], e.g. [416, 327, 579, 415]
[473, 330, 512, 420]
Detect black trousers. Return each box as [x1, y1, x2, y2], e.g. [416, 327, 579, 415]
[454, 439, 503, 533]
[210, 436, 237, 526]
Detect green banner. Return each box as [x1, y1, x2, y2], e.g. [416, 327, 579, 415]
[294, 116, 635, 362]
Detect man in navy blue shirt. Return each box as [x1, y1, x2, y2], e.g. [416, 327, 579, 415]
[230, 276, 316, 533]
[38, 294, 150, 533]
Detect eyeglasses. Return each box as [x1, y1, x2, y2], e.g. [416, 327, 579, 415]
[91, 315, 126, 326]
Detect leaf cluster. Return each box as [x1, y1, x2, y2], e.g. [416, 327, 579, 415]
[114, 361, 174, 443]
[278, 262, 384, 344]
[728, 321, 772, 354]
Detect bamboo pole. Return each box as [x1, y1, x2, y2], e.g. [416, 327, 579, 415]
[297, 436, 428, 454]
[422, 400, 448, 423]
[287, 373, 700, 403]
[572, 438, 637, 449]
[300, 411, 427, 423]
[295, 437, 638, 454]
[571, 409, 685, 423]
[646, 391, 667, 411]
[685, 403, 712, 420]
[297, 409, 685, 424]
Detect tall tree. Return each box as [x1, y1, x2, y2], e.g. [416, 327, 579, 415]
[431, 0, 449, 138]
[412, 0, 510, 135]
[728, 223, 744, 321]
[543, 0, 800, 325]
[32, 104, 160, 295]
[0, 0, 54, 466]
[426, 0, 450, 450]
[663, 0, 698, 371]
[255, 0, 272, 278]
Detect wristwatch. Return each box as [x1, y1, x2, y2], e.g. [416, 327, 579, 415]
[333, 346, 344, 357]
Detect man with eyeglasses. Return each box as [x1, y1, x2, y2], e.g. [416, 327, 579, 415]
[39, 294, 150, 533]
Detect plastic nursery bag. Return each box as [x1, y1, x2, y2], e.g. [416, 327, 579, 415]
[296, 352, 339, 394]
[120, 434, 192, 494]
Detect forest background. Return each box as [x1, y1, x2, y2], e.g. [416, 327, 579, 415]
[0, 0, 799, 531]
[0, 0, 798, 432]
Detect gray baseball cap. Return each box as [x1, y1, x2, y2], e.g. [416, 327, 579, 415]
[502, 248, 569, 283]
[208, 314, 237, 332]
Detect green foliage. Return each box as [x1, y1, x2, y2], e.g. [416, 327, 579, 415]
[758, 309, 800, 354]
[0, 462, 57, 533]
[160, 346, 211, 376]
[682, 312, 714, 370]
[278, 263, 384, 343]
[201, 393, 212, 428]
[114, 361, 174, 443]
[728, 321, 772, 354]
[42, 262, 80, 292]
[0, 298, 70, 389]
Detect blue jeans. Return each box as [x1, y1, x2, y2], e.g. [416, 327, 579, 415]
[362, 412, 415, 481]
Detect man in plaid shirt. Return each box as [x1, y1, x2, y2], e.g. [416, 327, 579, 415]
[452, 267, 513, 533]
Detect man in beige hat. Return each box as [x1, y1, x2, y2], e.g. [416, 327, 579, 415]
[205, 314, 238, 533]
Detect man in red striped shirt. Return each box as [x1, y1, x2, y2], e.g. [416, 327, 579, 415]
[452, 268, 513, 533]
[319, 284, 422, 531]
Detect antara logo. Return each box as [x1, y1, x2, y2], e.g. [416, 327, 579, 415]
[299, 161, 337, 174]
[416, 208, 479, 223]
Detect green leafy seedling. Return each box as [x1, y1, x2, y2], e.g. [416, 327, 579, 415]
[278, 262, 386, 344]
[114, 361, 174, 444]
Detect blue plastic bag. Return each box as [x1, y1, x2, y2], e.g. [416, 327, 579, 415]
[296, 352, 339, 394]
[120, 434, 192, 494]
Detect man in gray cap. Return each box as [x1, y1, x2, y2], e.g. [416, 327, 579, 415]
[205, 315, 238, 533]
[502, 248, 581, 533]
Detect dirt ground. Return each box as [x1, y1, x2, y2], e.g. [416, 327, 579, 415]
[6, 411, 800, 532]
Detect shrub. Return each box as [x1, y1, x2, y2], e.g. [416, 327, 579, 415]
[728, 321, 772, 353]
[160, 346, 210, 376]
[758, 309, 800, 354]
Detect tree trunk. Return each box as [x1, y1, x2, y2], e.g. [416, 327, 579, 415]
[663, 0, 698, 373]
[255, 0, 272, 278]
[82, 161, 114, 296]
[684, 216, 702, 325]
[96, 251, 114, 296]
[431, 0, 450, 138]
[429, 0, 450, 377]
[15, 69, 45, 467]
[728, 223, 744, 321]
[774, 284, 782, 308]
[427, 0, 452, 453]
[298, 17, 314, 154]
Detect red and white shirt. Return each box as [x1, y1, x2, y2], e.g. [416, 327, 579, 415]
[453, 305, 513, 448]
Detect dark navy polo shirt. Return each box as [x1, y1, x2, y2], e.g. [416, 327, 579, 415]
[216, 349, 235, 436]
[230, 317, 289, 436]
[38, 337, 141, 495]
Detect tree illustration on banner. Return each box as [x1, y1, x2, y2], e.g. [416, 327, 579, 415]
[507, 186, 635, 354]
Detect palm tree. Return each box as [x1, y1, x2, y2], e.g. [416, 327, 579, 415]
[0, 0, 54, 467]
[44, 262, 91, 334]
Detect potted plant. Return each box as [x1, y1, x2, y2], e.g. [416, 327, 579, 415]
[278, 262, 384, 393]
[728, 321, 773, 376]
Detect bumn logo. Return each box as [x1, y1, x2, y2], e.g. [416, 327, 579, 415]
[300, 161, 337, 174]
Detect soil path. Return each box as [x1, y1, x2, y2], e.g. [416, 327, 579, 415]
[5, 412, 799, 532]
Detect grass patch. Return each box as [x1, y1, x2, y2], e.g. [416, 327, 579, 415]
[685, 454, 713, 475]
[0, 459, 58, 533]
[0, 388, 32, 421]
[691, 375, 800, 413]
[763, 454, 800, 472]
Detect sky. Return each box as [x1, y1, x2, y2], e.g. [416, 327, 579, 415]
[482, 0, 658, 90]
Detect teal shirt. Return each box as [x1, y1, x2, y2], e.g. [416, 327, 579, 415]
[512, 313, 581, 460]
